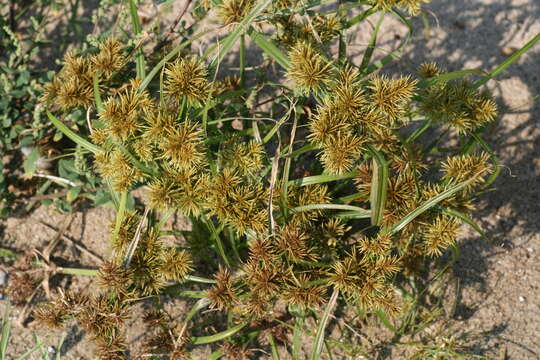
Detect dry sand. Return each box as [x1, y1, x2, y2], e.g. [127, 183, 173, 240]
[1, 0, 539, 358]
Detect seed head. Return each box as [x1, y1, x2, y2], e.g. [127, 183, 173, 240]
[164, 57, 212, 107]
[287, 41, 332, 95]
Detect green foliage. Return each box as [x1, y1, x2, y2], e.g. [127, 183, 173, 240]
[0, 1, 107, 214]
[5, 0, 537, 359]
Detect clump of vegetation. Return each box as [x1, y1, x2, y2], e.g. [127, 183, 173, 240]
[0, 0, 133, 215]
[2, 0, 535, 358]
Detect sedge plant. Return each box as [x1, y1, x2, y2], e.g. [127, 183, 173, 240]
[27, 0, 540, 359]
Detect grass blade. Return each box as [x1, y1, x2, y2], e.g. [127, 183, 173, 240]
[362, 9, 411, 75]
[345, 6, 377, 28]
[384, 177, 479, 235]
[443, 208, 488, 241]
[184, 298, 211, 326]
[32, 333, 47, 359]
[47, 110, 101, 154]
[92, 74, 103, 114]
[292, 316, 304, 358]
[210, 0, 272, 68]
[474, 31, 540, 89]
[375, 310, 396, 333]
[418, 69, 484, 88]
[191, 321, 248, 345]
[367, 145, 388, 227]
[288, 171, 357, 187]
[111, 191, 128, 246]
[262, 107, 294, 144]
[310, 288, 339, 360]
[249, 30, 291, 70]
[406, 119, 432, 143]
[128, 0, 146, 79]
[359, 12, 385, 73]
[55, 333, 66, 360]
[184, 275, 217, 284]
[269, 334, 281, 360]
[291, 203, 370, 216]
[332, 210, 371, 219]
[1, 303, 11, 360]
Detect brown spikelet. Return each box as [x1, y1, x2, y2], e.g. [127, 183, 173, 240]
[91, 37, 126, 78]
[275, 224, 317, 261]
[96, 260, 132, 296]
[327, 249, 364, 297]
[441, 152, 492, 190]
[220, 342, 253, 360]
[282, 274, 327, 308]
[6, 272, 36, 305]
[319, 133, 365, 174]
[248, 237, 276, 265]
[422, 215, 460, 257]
[159, 248, 193, 281]
[243, 261, 283, 298]
[358, 233, 392, 257]
[207, 266, 237, 311]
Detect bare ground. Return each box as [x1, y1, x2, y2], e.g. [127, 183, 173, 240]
[1, 0, 539, 358]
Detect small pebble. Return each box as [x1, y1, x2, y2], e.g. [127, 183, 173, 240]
[527, 247, 533, 252]
[0, 269, 7, 287]
[518, 296, 525, 302]
[48, 346, 56, 354]
[501, 47, 517, 56]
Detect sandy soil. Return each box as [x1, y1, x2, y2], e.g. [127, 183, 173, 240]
[1, 0, 539, 358]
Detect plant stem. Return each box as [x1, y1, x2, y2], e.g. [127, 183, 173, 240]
[58, 267, 98, 276]
[128, 0, 146, 79]
[111, 191, 128, 244]
[240, 34, 246, 88]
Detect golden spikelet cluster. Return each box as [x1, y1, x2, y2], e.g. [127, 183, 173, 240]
[207, 266, 238, 310]
[41, 51, 95, 110]
[287, 41, 332, 95]
[275, 223, 317, 261]
[272, 0, 299, 11]
[90, 37, 125, 77]
[368, 75, 417, 124]
[282, 274, 327, 308]
[441, 152, 493, 190]
[34, 286, 130, 360]
[164, 57, 212, 106]
[216, 0, 256, 25]
[219, 138, 265, 177]
[158, 120, 206, 170]
[275, 12, 342, 48]
[319, 133, 365, 174]
[94, 149, 144, 192]
[41, 38, 128, 111]
[418, 61, 442, 78]
[206, 169, 269, 234]
[373, 0, 431, 15]
[420, 78, 498, 134]
[147, 166, 209, 215]
[115, 229, 193, 295]
[99, 79, 153, 141]
[139, 310, 190, 359]
[421, 215, 460, 256]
